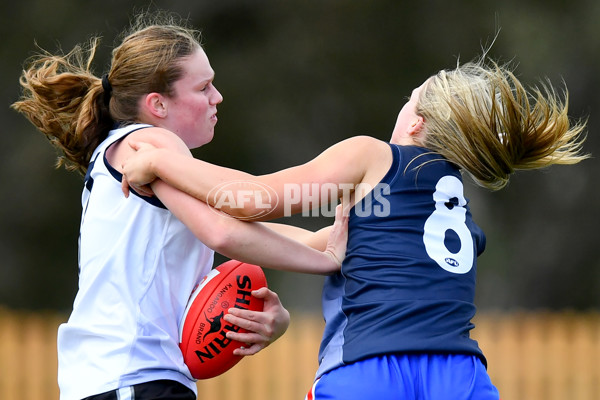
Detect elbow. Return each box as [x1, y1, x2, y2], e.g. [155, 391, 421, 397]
[214, 205, 271, 221]
[201, 216, 239, 256]
[210, 236, 237, 257]
[231, 205, 272, 221]
[211, 185, 280, 221]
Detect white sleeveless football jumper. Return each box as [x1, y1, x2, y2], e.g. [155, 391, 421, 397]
[57, 124, 214, 400]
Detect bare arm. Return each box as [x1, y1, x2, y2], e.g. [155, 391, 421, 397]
[122, 135, 392, 220]
[151, 180, 346, 274]
[221, 210, 346, 355]
[263, 222, 333, 251]
[112, 127, 344, 354]
[114, 127, 347, 274]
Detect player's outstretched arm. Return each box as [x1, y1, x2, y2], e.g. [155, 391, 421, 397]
[122, 135, 389, 220]
[151, 180, 347, 275]
[222, 204, 348, 355]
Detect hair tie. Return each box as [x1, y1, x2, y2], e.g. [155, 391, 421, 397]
[101, 74, 113, 106]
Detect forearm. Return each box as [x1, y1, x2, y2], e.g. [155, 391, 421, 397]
[147, 137, 378, 221]
[263, 222, 332, 251]
[152, 180, 340, 274]
[151, 149, 256, 205]
[216, 221, 336, 274]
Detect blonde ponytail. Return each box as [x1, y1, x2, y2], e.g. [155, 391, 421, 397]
[418, 60, 588, 190]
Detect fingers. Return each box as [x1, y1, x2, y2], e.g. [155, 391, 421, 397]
[249, 286, 272, 300]
[323, 203, 350, 269]
[123, 182, 154, 197]
[231, 342, 263, 356]
[335, 202, 351, 223]
[135, 184, 155, 197]
[224, 310, 275, 339]
[121, 175, 131, 198]
[342, 200, 352, 215]
[123, 180, 155, 197]
[128, 140, 140, 151]
[224, 313, 271, 357]
[128, 140, 157, 152]
[221, 288, 289, 358]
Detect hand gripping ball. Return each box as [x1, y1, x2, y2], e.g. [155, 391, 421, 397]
[178, 260, 267, 379]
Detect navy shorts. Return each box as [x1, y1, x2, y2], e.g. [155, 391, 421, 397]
[82, 380, 195, 400]
[305, 354, 500, 400]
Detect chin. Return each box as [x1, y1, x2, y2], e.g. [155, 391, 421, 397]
[189, 132, 214, 149]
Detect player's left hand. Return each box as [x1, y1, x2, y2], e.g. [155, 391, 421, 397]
[224, 287, 290, 356]
[121, 141, 161, 197]
[325, 203, 350, 268]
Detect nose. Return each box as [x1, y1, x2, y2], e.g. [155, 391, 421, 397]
[211, 85, 224, 105]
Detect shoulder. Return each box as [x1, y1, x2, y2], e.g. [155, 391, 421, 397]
[125, 126, 188, 152]
[323, 136, 394, 190]
[325, 136, 391, 163]
[304, 135, 391, 173]
[316, 135, 392, 170]
[107, 125, 189, 173]
[338, 135, 389, 150]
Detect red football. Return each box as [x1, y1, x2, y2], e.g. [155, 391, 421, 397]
[179, 260, 267, 379]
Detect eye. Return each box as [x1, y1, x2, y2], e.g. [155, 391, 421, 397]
[198, 81, 212, 92]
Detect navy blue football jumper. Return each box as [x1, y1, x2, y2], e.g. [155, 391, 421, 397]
[316, 143, 487, 378]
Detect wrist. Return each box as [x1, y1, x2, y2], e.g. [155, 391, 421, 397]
[149, 149, 167, 179]
[323, 250, 342, 273]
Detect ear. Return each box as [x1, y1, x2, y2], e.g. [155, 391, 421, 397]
[407, 116, 424, 136]
[143, 93, 168, 119]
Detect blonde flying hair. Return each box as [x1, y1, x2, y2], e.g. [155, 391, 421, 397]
[416, 58, 588, 190]
[12, 12, 203, 175]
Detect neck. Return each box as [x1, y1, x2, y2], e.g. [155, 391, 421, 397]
[390, 135, 419, 146]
